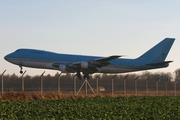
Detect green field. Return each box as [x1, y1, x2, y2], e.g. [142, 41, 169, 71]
[1, 96, 180, 119]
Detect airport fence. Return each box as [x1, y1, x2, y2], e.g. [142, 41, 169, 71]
[1, 70, 180, 97]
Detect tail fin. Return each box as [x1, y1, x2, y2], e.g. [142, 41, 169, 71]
[137, 38, 175, 61]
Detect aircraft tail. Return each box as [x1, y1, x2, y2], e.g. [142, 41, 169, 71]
[137, 38, 175, 61]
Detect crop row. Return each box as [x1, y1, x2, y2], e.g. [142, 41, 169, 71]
[1, 96, 180, 119]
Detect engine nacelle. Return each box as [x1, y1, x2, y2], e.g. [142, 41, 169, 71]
[81, 61, 89, 69]
[59, 64, 66, 72]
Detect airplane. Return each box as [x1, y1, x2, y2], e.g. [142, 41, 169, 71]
[4, 38, 175, 80]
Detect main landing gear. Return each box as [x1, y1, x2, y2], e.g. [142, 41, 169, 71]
[83, 73, 90, 80]
[76, 72, 82, 80]
[19, 66, 23, 74]
[76, 72, 90, 80]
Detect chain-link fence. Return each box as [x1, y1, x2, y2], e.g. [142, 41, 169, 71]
[1, 71, 180, 97]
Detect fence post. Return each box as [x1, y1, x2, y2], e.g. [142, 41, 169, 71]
[57, 73, 62, 94]
[111, 75, 116, 96]
[96, 74, 101, 96]
[73, 74, 77, 95]
[165, 78, 168, 96]
[174, 79, 178, 96]
[156, 77, 160, 96]
[123, 74, 128, 96]
[134, 77, 139, 96]
[146, 77, 149, 96]
[40, 71, 45, 94]
[1, 70, 6, 96]
[21, 70, 27, 93]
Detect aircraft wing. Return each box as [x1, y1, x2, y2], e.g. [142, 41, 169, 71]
[71, 55, 121, 73]
[52, 55, 121, 74]
[73, 55, 121, 67]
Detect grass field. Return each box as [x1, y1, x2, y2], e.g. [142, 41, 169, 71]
[1, 95, 180, 119]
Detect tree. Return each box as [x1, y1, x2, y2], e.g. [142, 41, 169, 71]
[174, 68, 180, 81]
[10, 73, 19, 81]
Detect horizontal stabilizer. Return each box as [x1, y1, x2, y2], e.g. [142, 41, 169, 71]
[146, 61, 173, 66]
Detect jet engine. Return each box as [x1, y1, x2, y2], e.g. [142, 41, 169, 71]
[59, 64, 66, 72]
[81, 61, 89, 69]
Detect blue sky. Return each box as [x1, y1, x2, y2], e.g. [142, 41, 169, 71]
[0, 1, 180, 76]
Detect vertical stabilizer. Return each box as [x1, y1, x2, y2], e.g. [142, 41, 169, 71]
[137, 38, 175, 61]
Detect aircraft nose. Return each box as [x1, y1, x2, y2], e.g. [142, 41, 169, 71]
[4, 55, 8, 61]
[4, 54, 11, 61]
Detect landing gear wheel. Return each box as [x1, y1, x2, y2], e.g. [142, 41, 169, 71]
[20, 70, 23, 74]
[76, 72, 82, 80]
[83, 74, 90, 80]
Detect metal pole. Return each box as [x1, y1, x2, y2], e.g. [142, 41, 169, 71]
[174, 80, 177, 96]
[40, 71, 45, 94]
[77, 80, 86, 95]
[146, 77, 149, 96]
[57, 73, 62, 94]
[165, 78, 168, 96]
[156, 78, 160, 96]
[73, 74, 77, 95]
[96, 74, 101, 95]
[1, 70, 6, 96]
[86, 80, 96, 95]
[124, 79, 126, 96]
[76, 76, 96, 96]
[134, 77, 139, 96]
[112, 78, 114, 95]
[76, 75, 96, 96]
[123, 74, 128, 96]
[21, 70, 27, 93]
[111, 75, 116, 96]
[85, 78, 87, 96]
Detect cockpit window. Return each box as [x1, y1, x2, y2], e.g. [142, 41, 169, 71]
[15, 50, 20, 52]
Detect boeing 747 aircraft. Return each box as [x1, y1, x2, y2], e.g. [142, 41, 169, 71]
[4, 38, 175, 80]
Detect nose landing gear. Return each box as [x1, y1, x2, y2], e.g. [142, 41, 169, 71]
[19, 66, 23, 74]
